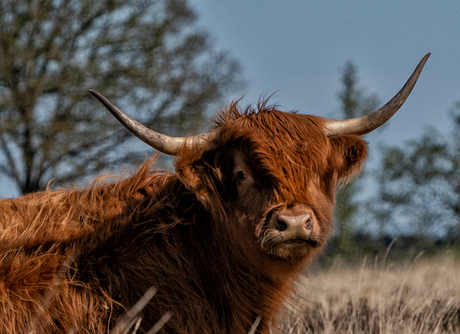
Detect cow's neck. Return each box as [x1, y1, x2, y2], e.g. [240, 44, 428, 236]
[106, 176, 306, 333]
[192, 204, 307, 333]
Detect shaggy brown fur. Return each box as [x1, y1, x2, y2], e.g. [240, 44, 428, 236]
[0, 102, 367, 333]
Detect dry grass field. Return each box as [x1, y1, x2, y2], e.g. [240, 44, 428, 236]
[279, 252, 460, 334]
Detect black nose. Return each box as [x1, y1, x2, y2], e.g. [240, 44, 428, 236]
[275, 219, 288, 231]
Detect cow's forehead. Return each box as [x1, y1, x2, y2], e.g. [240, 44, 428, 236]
[212, 107, 334, 203]
[214, 106, 332, 168]
[215, 104, 327, 138]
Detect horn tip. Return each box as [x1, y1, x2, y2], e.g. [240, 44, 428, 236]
[88, 89, 97, 96]
[88, 89, 104, 101]
[421, 53, 431, 64]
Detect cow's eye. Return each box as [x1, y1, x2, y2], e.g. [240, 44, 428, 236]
[235, 170, 248, 182]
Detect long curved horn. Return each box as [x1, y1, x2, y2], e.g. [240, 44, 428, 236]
[325, 53, 430, 136]
[88, 90, 213, 156]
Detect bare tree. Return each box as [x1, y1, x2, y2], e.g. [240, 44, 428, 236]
[0, 0, 243, 195]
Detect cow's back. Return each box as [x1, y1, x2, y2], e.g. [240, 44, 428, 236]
[0, 160, 172, 333]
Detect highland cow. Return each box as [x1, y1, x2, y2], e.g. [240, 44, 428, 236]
[0, 54, 429, 333]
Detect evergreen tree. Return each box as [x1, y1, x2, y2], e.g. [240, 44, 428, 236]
[333, 61, 379, 255]
[370, 101, 460, 241]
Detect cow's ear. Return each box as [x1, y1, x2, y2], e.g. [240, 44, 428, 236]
[176, 159, 209, 203]
[329, 135, 368, 179]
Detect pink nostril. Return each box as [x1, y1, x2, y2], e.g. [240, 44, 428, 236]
[305, 218, 313, 230]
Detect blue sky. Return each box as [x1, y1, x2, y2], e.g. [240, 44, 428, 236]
[1, 1, 459, 198]
[188, 0, 459, 143]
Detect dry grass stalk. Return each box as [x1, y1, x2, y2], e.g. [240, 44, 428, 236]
[280, 252, 460, 334]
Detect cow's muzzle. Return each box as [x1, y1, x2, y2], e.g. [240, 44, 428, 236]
[267, 204, 320, 246]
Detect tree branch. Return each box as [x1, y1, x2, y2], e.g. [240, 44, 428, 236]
[0, 134, 21, 185]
